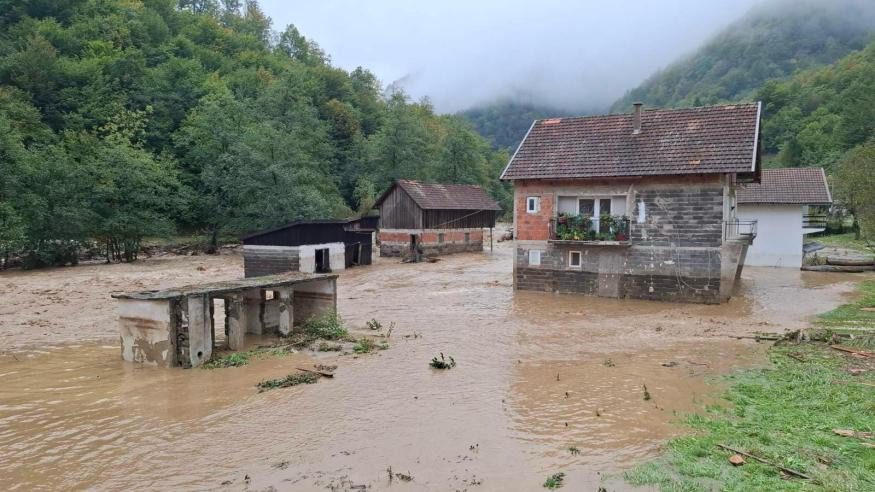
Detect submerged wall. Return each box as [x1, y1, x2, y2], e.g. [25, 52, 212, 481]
[379, 228, 484, 257]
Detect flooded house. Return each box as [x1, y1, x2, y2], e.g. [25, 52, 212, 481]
[375, 180, 502, 259]
[501, 103, 762, 304]
[241, 218, 376, 278]
[737, 167, 832, 268]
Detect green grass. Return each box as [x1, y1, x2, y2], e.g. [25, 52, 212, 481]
[624, 281, 875, 491]
[812, 233, 873, 254]
[817, 280, 875, 339]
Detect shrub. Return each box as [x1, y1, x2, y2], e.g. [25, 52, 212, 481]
[301, 313, 347, 340]
[429, 353, 456, 369]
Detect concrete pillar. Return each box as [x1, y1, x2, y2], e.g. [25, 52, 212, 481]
[227, 294, 246, 350]
[187, 294, 212, 367]
[277, 288, 293, 336]
[243, 289, 265, 335]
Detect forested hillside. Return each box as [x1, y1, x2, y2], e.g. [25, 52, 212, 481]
[759, 40, 875, 168]
[611, 0, 874, 111]
[0, 0, 510, 268]
[459, 101, 567, 151]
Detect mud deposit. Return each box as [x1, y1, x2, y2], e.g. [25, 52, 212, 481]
[0, 240, 860, 491]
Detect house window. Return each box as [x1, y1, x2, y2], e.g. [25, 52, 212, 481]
[464, 232, 470, 243]
[526, 196, 540, 214]
[438, 233, 445, 244]
[528, 250, 541, 266]
[569, 251, 582, 268]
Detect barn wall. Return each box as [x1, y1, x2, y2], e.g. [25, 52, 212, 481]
[378, 185, 423, 229]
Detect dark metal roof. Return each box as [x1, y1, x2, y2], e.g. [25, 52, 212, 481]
[501, 102, 761, 180]
[375, 180, 502, 211]
[737, 168, 832, 205]
[241, 217, 371, 242]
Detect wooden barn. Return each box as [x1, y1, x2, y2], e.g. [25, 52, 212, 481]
[374, 180, 502, 258]
[242, 218, 375, 277]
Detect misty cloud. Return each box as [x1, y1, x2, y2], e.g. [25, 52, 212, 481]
[260, 0, 762, 113]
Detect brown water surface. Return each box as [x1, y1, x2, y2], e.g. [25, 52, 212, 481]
[0, 241, 861, 491]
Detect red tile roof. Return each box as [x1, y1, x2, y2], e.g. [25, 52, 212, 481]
[737, 168, 831, 205]
[501, 103, 761, 180]
[377, 180, 502, 211]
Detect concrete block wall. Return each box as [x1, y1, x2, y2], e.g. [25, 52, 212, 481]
[379, 228, 484, 257]
[243, 245, 301, 277]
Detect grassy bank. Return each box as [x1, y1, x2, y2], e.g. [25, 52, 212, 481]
[625, 281, 875, 490]
[812, 233, 872, 255]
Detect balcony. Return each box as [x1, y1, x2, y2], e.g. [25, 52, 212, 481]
[549, 214, 632, 246]
[724, 219, 757, 242]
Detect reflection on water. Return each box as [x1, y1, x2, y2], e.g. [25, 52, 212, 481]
[0, 245, 859, 490]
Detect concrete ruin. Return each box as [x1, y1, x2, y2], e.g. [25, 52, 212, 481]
[112, 272, 337, 368]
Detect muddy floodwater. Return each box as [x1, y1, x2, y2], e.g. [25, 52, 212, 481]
[0, 239, 862, 491]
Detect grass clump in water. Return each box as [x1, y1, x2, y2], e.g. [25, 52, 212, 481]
[256, 372, 319, 392]
[429, 353, 456, 369]
[543, 472, 565, 489]
[317, 341, 342, 352]
[353, 337, 376, 353]
[624, 280, 875, 491]
[203, 352, 249, 368]
[301, 313, 348, 340]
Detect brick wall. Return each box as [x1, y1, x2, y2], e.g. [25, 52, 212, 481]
[632, 187, 724, 247]
[515, 188, 553, 240]
[379, 228, 484, 257]
[243, 245, 300, 278]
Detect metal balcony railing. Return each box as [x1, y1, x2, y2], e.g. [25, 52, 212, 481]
[724, 219, 757, 240]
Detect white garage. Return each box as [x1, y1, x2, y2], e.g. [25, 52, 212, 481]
[736, 168, 831, 268]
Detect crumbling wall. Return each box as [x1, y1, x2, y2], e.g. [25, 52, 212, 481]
[118, 298, 176, 366]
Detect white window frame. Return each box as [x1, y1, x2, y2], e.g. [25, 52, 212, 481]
[568, 250, 582, 268]
[528, 250, 541, 266]
[526, 196, 540, 214]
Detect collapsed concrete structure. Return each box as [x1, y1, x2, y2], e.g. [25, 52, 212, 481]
[374, 180, 501, 259]
[113, 273, 337, 368]
[502, 103, 762, 304]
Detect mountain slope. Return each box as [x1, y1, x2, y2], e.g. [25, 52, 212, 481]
[759, 39, 875, 168]
[611, 0, 875, 112]
[459, 100, 569, 150]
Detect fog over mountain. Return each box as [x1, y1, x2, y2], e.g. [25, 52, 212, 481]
[260, 0, 762, 113]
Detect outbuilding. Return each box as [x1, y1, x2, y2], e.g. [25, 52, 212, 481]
[737, 167, 832, 268]
[374, 180, 502, 259]
[242, 218, 375, 278]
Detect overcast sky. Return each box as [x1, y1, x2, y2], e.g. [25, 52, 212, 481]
[260, 0, 762, 113]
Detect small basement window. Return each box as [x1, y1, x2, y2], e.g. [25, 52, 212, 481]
[569, 251, 582, 268]
[528, 250, 541, 266]
[526, 196, 540, 214]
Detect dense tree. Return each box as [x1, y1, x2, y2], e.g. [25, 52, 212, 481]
[0, 0, 510, 268]
[834, 140, 875, 239]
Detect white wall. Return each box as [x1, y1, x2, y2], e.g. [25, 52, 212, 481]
[737, 204, 803, 268]
[298, 242, 346, 273]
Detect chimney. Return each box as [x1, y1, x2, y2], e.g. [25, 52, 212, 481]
[632, 102, 643, 134]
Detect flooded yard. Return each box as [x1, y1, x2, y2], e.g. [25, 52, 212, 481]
[0, 240, 861, 491]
